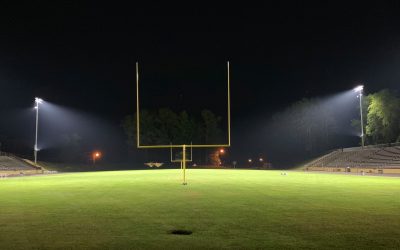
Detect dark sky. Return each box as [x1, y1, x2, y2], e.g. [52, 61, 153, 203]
[1, 2, 400, 163]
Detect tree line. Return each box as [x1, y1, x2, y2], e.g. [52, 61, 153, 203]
[121, 89, 400, 166]
[274, 89, 400, 152]
[355, 89, 400, 145]
[122, 108, 223, 145]
[122, 108, 224, 164]
[264, 97, 340, 162]
[263, 88, 400, 166]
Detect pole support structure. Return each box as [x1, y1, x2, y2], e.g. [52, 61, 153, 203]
[182, 144, 187, 185]
[34, 101, 39, 164]
[359, 92, 365, 148]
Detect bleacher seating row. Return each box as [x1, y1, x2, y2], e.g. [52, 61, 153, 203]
[306, 146, 400, 169]
[0, 155, 38, 171]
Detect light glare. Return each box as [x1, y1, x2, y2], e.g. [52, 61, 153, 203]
[35, 97, 44, 104]
[353, 85, 364, 92]
[93, 151, 101, 158]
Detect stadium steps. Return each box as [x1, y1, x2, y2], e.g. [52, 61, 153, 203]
[0, 155, 40, 171]
[304, 145, 400, 169]
[304, 151, 339, 167]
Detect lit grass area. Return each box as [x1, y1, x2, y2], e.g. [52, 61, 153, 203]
[0, 170, 399, 249]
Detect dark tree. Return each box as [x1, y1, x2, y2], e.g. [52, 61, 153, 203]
[122, 108, 223, 164]
[365, 89, 400, 144]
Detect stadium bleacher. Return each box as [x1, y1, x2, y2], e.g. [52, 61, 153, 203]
[305, 144, 400, 174]
[0, 156, 37, 170]
[0, 152, 42, 176]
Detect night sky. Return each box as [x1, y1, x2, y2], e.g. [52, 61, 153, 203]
[1, 2, 400, 164]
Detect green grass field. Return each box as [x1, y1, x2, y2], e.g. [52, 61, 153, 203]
[0, 169, 399, 249]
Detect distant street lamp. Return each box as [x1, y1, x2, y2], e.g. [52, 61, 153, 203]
[354, 85, 364, 148]
[216, 148, 225, 166]
[34, 97, 43, 164]
[92, 151, 102, 164]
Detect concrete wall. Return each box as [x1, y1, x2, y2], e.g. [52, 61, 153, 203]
[307, 167, 400, 174]
[0, 169, 43, 177]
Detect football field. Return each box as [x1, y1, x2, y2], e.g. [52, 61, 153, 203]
[0, 169, 399, 249]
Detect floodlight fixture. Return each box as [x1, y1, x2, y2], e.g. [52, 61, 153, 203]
[35, 97, 44, 104]
[353, 85, 364, 93]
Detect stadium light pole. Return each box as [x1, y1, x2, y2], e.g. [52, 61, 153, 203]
[34, 97, 43, 164]
[354, 85, 364, 148]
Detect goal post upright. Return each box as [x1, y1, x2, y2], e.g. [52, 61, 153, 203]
[136, 62, 140, 149]
[227, 61, 231, 147]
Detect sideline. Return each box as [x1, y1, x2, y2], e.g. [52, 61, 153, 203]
[299, 170, 400, 178]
